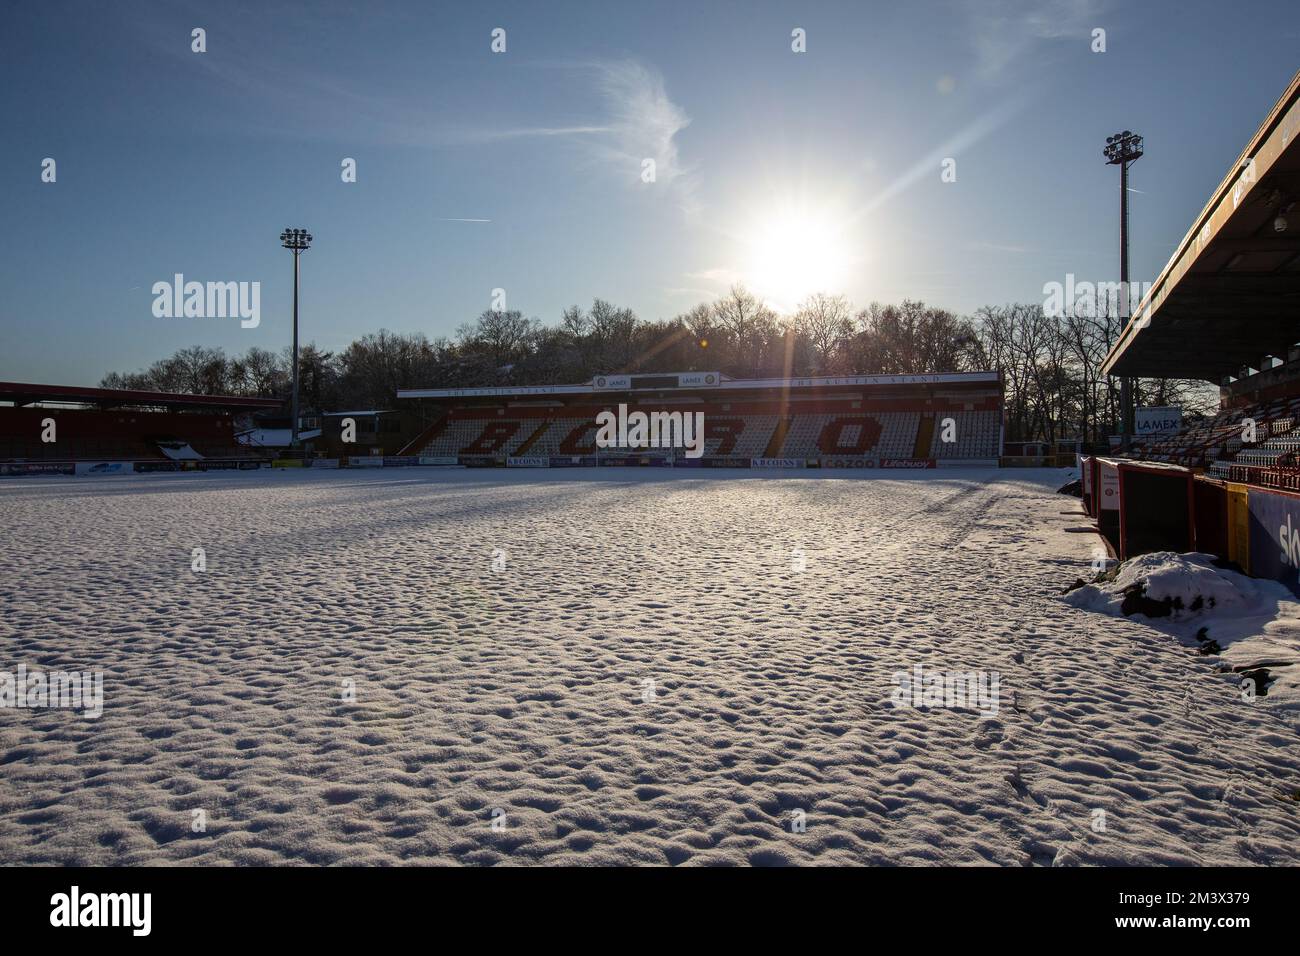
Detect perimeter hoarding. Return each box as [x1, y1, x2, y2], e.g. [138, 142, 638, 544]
[1246, 485, 1300, 595]
[599, 455, 674, 467]
[818, 457, 875, 469]
[74, 461, 133, 476]
[1227, 482, 1251, 573]
[0, 462, 75, 476]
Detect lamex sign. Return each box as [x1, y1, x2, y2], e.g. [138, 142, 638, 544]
[1247, 487, 1300, 595]
[1135, 406, 1182, 436]
[677, 372, 720, 387]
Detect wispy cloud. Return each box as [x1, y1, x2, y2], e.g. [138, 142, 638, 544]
[968, 241, 1032, 254]
[962, 0, 1105, 78]
[587, 59, 692, 189]
[448, 125, 612, 143]
[457, 59, 695, 206]
[142, 20, 695, 205]
[685, 267, 743, 284]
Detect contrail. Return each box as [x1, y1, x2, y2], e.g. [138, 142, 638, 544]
[435, 217, 492, 223]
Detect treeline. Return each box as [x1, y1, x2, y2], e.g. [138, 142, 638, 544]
[101, 285, 1216, 443]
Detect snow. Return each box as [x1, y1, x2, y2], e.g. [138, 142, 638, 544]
[157, 442, 203, 461]
[2, 466, 1299, 865]
[1065, 551, 1300, 705]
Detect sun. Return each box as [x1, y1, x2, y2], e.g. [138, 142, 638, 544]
[744, 201, 852, 312]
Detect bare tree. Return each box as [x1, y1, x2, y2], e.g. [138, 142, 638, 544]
[712, 285, 777, 376]
[794, 293, 852, 373]
[456, 309, 538, 374]
[100, 288, 1222, 443]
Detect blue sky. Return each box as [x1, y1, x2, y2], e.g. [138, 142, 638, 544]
[2, 0, 1298, 384]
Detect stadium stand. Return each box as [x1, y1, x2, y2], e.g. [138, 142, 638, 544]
[1102, 70, 1300, 495]
[0, 382, 280, 472]
[1082, 70, 1300, 590]
[929, 409, 1002, 460]
[1129, 395, 1300, 482]
[397, 372, 1004, 466]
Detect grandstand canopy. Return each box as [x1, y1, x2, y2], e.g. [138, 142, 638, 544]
[0, 381, 280, 411]
[1103, 70, 1300, 381]
[397, 371, 1000, 401]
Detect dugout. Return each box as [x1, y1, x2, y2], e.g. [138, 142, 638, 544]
[1116, 461, 1195, 560]
[1091, 457, 1122, 552]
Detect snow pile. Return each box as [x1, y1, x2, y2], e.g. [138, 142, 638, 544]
[1065, 551, 1300, 704]
[1065, 552, 1255, 620]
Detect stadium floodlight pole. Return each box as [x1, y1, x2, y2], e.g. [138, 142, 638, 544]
[1104, 130, 1143, 453]
[279, 228, 313, 449]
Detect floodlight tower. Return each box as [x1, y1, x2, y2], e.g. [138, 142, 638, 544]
[279, 227, 313, 449]
[1104, 131, 1143, 451]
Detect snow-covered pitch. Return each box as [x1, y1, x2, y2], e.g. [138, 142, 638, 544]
[2, 466, 1298, 866]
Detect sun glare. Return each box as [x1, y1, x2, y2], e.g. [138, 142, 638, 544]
[744, 202, 853, 312]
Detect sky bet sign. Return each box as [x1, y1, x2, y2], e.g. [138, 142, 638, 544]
[1248, 488, 1300, 595]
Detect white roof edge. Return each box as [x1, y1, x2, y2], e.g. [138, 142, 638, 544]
[397, 371, 999, 400]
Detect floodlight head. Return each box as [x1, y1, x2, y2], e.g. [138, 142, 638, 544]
[1104, 130, 1143, 165]
[280, 227, 313, 251]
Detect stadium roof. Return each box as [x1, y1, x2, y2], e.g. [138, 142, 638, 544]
[397, 370, 1000, 400]
[1103, 69, 1300, 380]
[0, 381, 281, 411]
